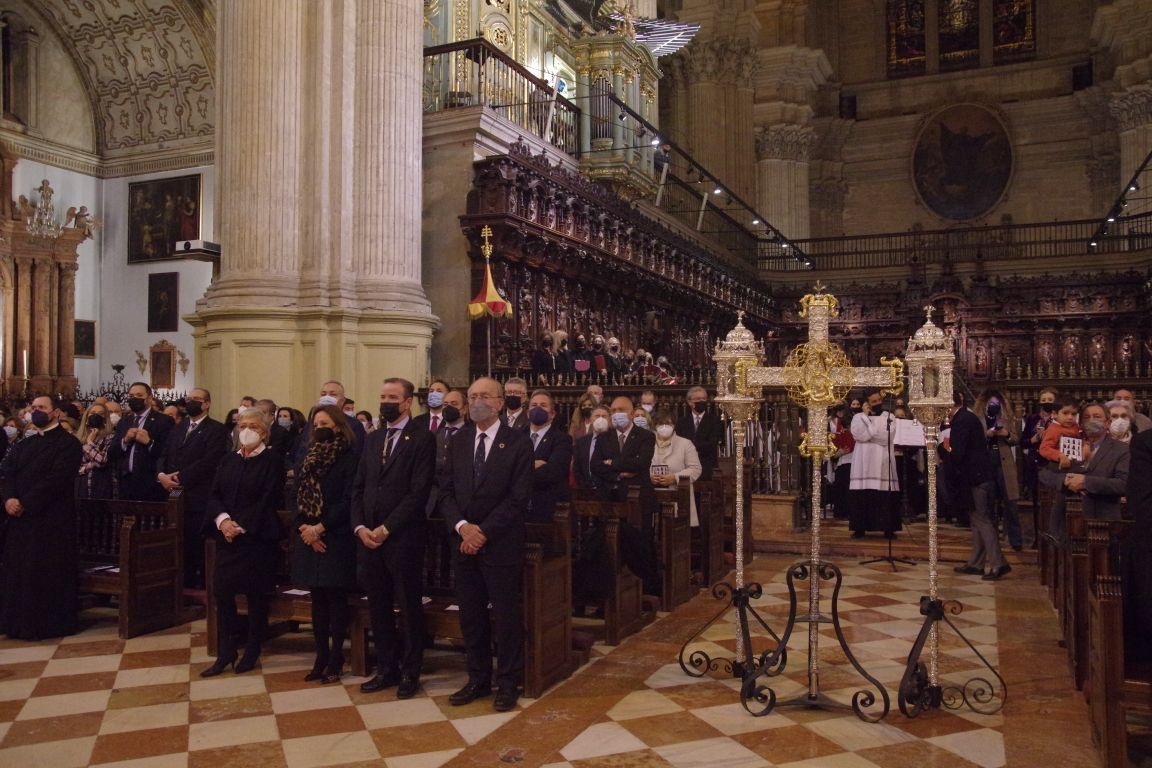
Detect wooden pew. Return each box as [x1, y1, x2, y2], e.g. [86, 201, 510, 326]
[1061, 507, 1089, 689]
[652, 483, 694, 611]
[714, 464, 754, 568]
[1037, 485, 1057, 587]
[77, 494, 186, 639]
[1088, 572, 1152, 768]
[693, 477, 727, 587]
[571, 499, 651, 644]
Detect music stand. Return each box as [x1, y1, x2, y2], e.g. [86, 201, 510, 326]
[860, 411, 917, 571]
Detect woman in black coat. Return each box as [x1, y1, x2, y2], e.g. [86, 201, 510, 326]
[291, 405, 358, 683]
[201, 408, 284, 676]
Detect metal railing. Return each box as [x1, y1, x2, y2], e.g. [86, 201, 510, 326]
[423, 38, 581, 157]
[758, 211, 1152, 272]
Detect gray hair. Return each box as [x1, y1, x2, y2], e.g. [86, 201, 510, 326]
[1105, 399, 1133, 419]
[236, 407, 271, 431]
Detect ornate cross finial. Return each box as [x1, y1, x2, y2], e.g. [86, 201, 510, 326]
[480, 225, 494, 259]
[923, 305, 934, 323]
[736, 309, 746, 325]
[812, 281, 827, 294]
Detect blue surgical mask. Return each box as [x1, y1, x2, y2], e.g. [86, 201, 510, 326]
[632, 416, 648, 430]
[611, 412, 630, 429]
[318, 395, 339, 407]
[426, 391, 445, 409]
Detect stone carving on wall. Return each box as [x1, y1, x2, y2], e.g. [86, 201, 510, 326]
[1109, 85, 1152, 132]
[755, 124, 814, 162]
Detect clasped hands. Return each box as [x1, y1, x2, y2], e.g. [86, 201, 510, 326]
[458, 523, 487, 555]
[4, 498, 24, 518]
[650, 473, 677, 487]
[124, 427, 151, 446]
[299, 523, 327, 553]
[356, 525, 390, 550]
[1064, 473, 1087, 493]
[219, 518, 246, 543]
[158, 471, 182, 491]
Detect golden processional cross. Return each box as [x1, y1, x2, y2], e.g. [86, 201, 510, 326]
[710, 287, 903, 720]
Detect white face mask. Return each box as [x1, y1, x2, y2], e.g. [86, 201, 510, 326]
[317, 395, 339, 407]
[591, 416, 609, 434]
[109, 412, 121, 427]
[238, 427, 262, 448]
[641, 403, 654, 413]
[656, 424, 675, 439]
[3, 425, 17, 440]
[23, 428, 38, 438]
[1109, 417, 1130, 436]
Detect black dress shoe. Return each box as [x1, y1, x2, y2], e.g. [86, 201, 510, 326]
[397, 675, 420, 700]
[953, 565, 982, 575]
[982, 564, 1012, 581]
[200, 653, 237, 678]
[360, 673, 400, 693]
[493, 689, 520, 712]
[448, 681, 492, 706]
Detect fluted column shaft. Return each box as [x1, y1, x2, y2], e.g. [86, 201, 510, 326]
[57, 263, 77, 378]
[756, 125, 814, 241]
[14, 256, 31, 377]
[31, 257, 51, 375]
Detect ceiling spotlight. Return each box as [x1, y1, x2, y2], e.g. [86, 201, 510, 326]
[618, 112, 627, 121]
[1089, 240, 1098, 248]
[752, 218, 760, 225]
[650, 137, 661, 146]
[713, 186, 723, 195]
[1107, 214, 1116, 222]
[1130, 182, 1140, 192]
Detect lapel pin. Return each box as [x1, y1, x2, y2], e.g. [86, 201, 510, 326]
[498, 442, 505, 449]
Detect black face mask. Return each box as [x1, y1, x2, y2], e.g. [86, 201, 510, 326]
[379, 402, 401, 424]
[86, 413, 105, 430]
[870, 404, 884, 415]
[127, 397, 147, 414]
[505, 395, 523, 411]
[313, 426, 335, 443]
[692, 401, 708, 414]
[441, 405, 461, 424]
[184, 400, 204, 418]
[1040, 402, 1056, 413]
[986, 403, 1002, 418]
[580, 407, 592, 419]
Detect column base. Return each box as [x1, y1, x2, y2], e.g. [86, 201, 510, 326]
[186, 305, 438, 409]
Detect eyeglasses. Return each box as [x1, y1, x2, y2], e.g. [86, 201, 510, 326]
[468, 394, 501, 402]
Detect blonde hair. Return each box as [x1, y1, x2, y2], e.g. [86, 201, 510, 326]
[77, 404, 113, 442]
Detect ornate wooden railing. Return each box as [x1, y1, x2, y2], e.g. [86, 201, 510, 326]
[423, 38, 581, 157]
[760, 210, 1152, 272]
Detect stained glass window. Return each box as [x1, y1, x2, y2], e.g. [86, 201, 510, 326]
[939, 0, 979, 71]
[993, 0, 1036, 64]
[887, 0, 926, 78]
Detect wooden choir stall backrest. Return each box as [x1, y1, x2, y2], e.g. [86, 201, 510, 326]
[77, 493, 186, 639]
[570, 498, 651, 645]
[692, 476, 728, 587]
[649, 482, 694, 612]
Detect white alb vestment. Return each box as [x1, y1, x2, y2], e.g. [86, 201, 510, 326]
[848, 411, 900, 492]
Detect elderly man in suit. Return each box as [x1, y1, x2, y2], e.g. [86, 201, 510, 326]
[574, 405, 610, 492]
[501, 377, 530, 431]
[1064, 401, 1130, 520]
[438, 376, 533, 712]
[108, 381, 176, 501]
[592, 395, 656, 503]
[352, 377, 437, 699]
[525, 389, 572, 522]
[157, 387, 229, 589]
[675, 386, 723, 480]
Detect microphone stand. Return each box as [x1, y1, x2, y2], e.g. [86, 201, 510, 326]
[860, 410, 916, 571]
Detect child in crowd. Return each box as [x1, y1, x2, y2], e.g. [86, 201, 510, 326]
[1039, 396, 1083, 468]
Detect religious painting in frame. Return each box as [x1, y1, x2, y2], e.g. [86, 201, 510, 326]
[147, 272, 180, 333]
[149, 341, 176, 391]
[74, 320, 96, 358]
[127, 174, 201, 263]
[912, 104, 1013, 221]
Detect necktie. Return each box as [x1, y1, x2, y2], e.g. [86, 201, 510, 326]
[129, 413, 146, 472]
[531, 432, 539, 449]
[430, 415, 440, 432]
[619, 432, 627, 451]
[589, 435, 597, 463]
[183, 420, 196, 446]
[474, 432, 487, 480]
[383, 428, 398, 462]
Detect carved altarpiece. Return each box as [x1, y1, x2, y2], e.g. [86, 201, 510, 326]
[0, 151, 85, 396]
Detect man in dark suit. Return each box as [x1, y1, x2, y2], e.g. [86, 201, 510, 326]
[410, 379, 451, 433]
[1064, 402, 1130, 520]
[108, 382, 176, 502]
[352, 377, 436, 699]
[592, 395, 656, 503]
[501, 377, 530, 431]
[526, 390, 572, 522]
[676, 386, 723, 480]
[574, 405, 610, 492]
[437, 376, 533, 712]
[949, 393, 1009, 580]
[1123, 424, 1152, 661]
[157, 387, 229, 588]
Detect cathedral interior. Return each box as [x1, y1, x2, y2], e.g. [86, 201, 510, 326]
[0, 0, 1150, 766]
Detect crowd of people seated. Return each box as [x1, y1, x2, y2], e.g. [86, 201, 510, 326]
[0, 376, 723, 713]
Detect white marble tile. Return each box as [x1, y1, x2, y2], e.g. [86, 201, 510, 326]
[644, 663, 714, 689]
[805, 716, 919, 751]
[559, 721, 649, 761]
[357, 698, 446, 729]
[188, 675, 268, 702]
[606, 689, 683, 721]
[188, 714, 280, 751]
[17, 689, 112, 720]
[122, 634, 192, 653]
[0, 735, 97, 768]
[89, 753, 190, 768]
[450, 711, 516, 744]
[928, 727, 1005, 767]
[282, 731, 381, 768]
[99, 702, 190, 734]
[776, 753, 885, 768]
[690, 702, 795, 735]
[270, 685, 353, 714]
[384, 748, 465, 768]
[112, 665, 190, 689]
[0, 677, 38, 702]
[653, 736, 771, 768]
[0, 645, 57, 663]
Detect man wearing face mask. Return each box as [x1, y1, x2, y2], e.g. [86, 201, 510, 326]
[676, 387, 722, 481]
[848, 390, 902, 540]
[531, 333, 560, 385]
[0, 396, 83, 640]
[976, 389, 1024, 552]
[108, 382, 175, 501]
[639, 390, 658, 414]
[592, 396, 656, 503]
[525, 390, 572, 523]
[574, 406, 611, 491]
[411, 379, 451, 433]
[1063, 402, 1130, 521]
[351, 378, 436, 698]
[502, 377, 530, 431]
[157, 388, 230, 589]
[1021, 387, 1059, 512]
[1113, 388, 1152, 433]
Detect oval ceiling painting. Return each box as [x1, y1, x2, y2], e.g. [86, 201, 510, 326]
[912, 104, 1012, 221]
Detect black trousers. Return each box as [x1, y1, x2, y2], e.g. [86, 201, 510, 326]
[453, 551, 523, 692]
[360, 543, 425, 677]
[215, 588, 268, 658]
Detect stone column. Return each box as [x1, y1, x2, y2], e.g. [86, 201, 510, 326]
[31, 257, 51, 376]
[57, 263, 77, 379]
[191, 0, 436, 407]
[14, 256, 31, 378]
[755, 124, 814, 241]
[1110, 87, 1152, 217]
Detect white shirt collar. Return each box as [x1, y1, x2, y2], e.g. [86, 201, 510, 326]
[476, 420, 501, 445]
[384, 415, 411, 431]
[237, 443, 267, 457]
[530, 423, 551, 440]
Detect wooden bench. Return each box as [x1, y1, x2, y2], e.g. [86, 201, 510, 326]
[651, 483, 694, 611]
[714, 464, 754, 568]
[1088, 571, 1152, 768]
[571, 499, 653, 644]
[77, 494, 187, 639]
[691, 477, 727, 587]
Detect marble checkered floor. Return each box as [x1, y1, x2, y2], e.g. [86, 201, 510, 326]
[0, 552, 1102, 768]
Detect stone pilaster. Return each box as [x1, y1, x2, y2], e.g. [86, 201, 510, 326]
[191, 0, 436, 407]
[14, 256, 31, 377]
[57, 263, 77, 378]
[31, 257, 51, 376]
[755, 124, 814, 240]
[1109, 86, 1152, 212]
